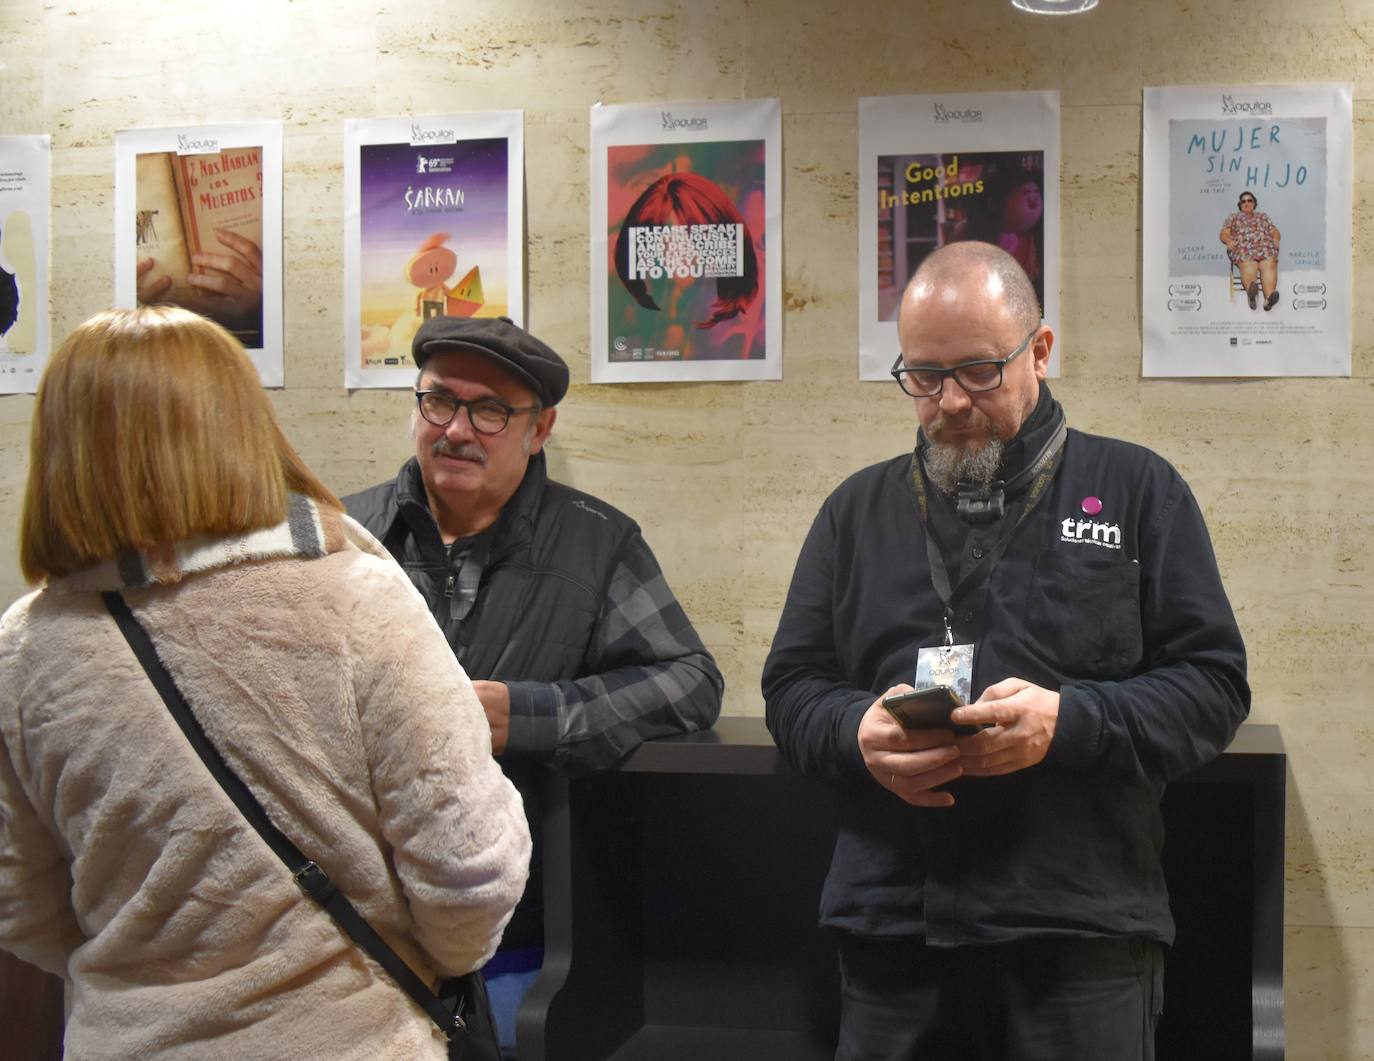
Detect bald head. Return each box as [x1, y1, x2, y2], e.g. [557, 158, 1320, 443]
[902, 241, 1041, 335]
[894, 241, 1051, 492]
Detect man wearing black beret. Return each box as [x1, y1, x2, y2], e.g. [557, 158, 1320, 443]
[345, 315, 723, 1056]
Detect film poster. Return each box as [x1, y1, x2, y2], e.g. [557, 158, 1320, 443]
[858, 92, 1061, 381]
[114, 122, 283, 386]
[591, 98, 782, 383]
[344, 112, 524, 389]
[0, 135, 50, 394]
[1142, 84, 1351, 377]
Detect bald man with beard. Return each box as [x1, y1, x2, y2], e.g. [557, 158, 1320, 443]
[763, 241, 1249, 1061]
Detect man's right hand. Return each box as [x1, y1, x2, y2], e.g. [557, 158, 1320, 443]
[859, 686, 963, 807]
[470, 679, 510, 756]
[188, 229, 263, 319]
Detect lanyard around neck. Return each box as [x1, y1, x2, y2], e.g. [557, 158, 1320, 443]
[910, 419, 1067, 639]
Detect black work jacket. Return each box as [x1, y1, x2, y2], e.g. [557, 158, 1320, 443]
[345, 452, 637, 950]
[762, 428, 1250, 947]
[345, 453, 632, 688]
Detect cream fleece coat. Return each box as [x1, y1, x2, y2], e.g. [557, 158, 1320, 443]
[0, 505, 530, 1059]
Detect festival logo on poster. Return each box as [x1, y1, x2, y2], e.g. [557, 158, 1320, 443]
[344, 114, 523, 389]
[858, 93, 1061, 381]
[591, 99, 782, 383]
[0, 135, 50, 394]
[115, 122, 284, 386]
[1142, 84, 1351, 377]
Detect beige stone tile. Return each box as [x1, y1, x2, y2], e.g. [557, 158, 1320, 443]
[374, 0, 746, 116]
[1286, 717, 1374, 920]
[1287, 924, 1374, 1060]
[1059, 104, 1143, 379]
[1143, 4, 1374, 97]
[743, 0, 1142, 110]
[524, 111, 596, 369]
[0, 2, 45, 131]
[271, 387, 414, 499]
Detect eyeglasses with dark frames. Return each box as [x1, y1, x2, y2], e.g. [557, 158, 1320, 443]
[414, 390, 541, 435]
[890, 326, 1040, 398]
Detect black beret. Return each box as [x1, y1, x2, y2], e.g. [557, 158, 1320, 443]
[411, 316, 570, 407]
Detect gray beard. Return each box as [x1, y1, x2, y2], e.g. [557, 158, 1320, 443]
[923, 438, 1005, 495]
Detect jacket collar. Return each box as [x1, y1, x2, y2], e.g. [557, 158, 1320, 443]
[998, 382, 1061, 484]
[51, 496, 381, 593]
[915, 382, 1063, 489]
[394, 450, 550, 555]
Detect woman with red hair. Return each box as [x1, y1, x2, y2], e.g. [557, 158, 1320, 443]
[614, 171, 760, 331]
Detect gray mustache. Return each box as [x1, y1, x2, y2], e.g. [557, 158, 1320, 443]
[432, 440, 488, 466]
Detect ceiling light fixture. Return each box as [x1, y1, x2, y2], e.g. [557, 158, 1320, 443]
[1012, 0, 1099, 13]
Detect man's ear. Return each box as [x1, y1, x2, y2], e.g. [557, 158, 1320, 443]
[527, 407, 557, 454]
[1031, 325, 1054, 381]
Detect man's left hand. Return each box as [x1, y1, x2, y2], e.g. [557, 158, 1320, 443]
[950, 677, 1059, 776]
[470, 680, 510, 755]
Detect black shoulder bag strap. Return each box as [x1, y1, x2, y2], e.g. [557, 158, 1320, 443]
[102, 591, 497, 1060]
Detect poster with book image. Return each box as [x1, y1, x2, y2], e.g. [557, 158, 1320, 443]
[590, 98, 781, 383]
[114, 122, 283, 385]
[343, 112, 524, 389]
[858, 92, 1061, 381]
[1142, 84, 1351, 376]
[0, 134, 50, 394]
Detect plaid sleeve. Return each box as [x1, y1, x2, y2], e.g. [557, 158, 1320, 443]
[502, 531, 723, 773]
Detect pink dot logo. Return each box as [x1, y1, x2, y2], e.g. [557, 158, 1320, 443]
[1081, 496, 1103, 515]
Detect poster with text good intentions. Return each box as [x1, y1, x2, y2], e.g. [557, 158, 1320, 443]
[1142, 84, 1351, 377]
[0, 135, 50, 394]
[344, 112, 524, 389]
[591, 98, 781, 383]
[859, 92, 1061, 381]
[114, 122, 283, 386]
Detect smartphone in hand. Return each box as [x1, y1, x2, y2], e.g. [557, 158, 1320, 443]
[882, 685, 979, 737]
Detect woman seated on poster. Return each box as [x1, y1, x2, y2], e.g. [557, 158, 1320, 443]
[1220, 192, 1282, 311]
[0, 305, 529, 1059]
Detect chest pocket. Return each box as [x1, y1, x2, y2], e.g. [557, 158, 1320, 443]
[1023, 549, 1143, 679]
